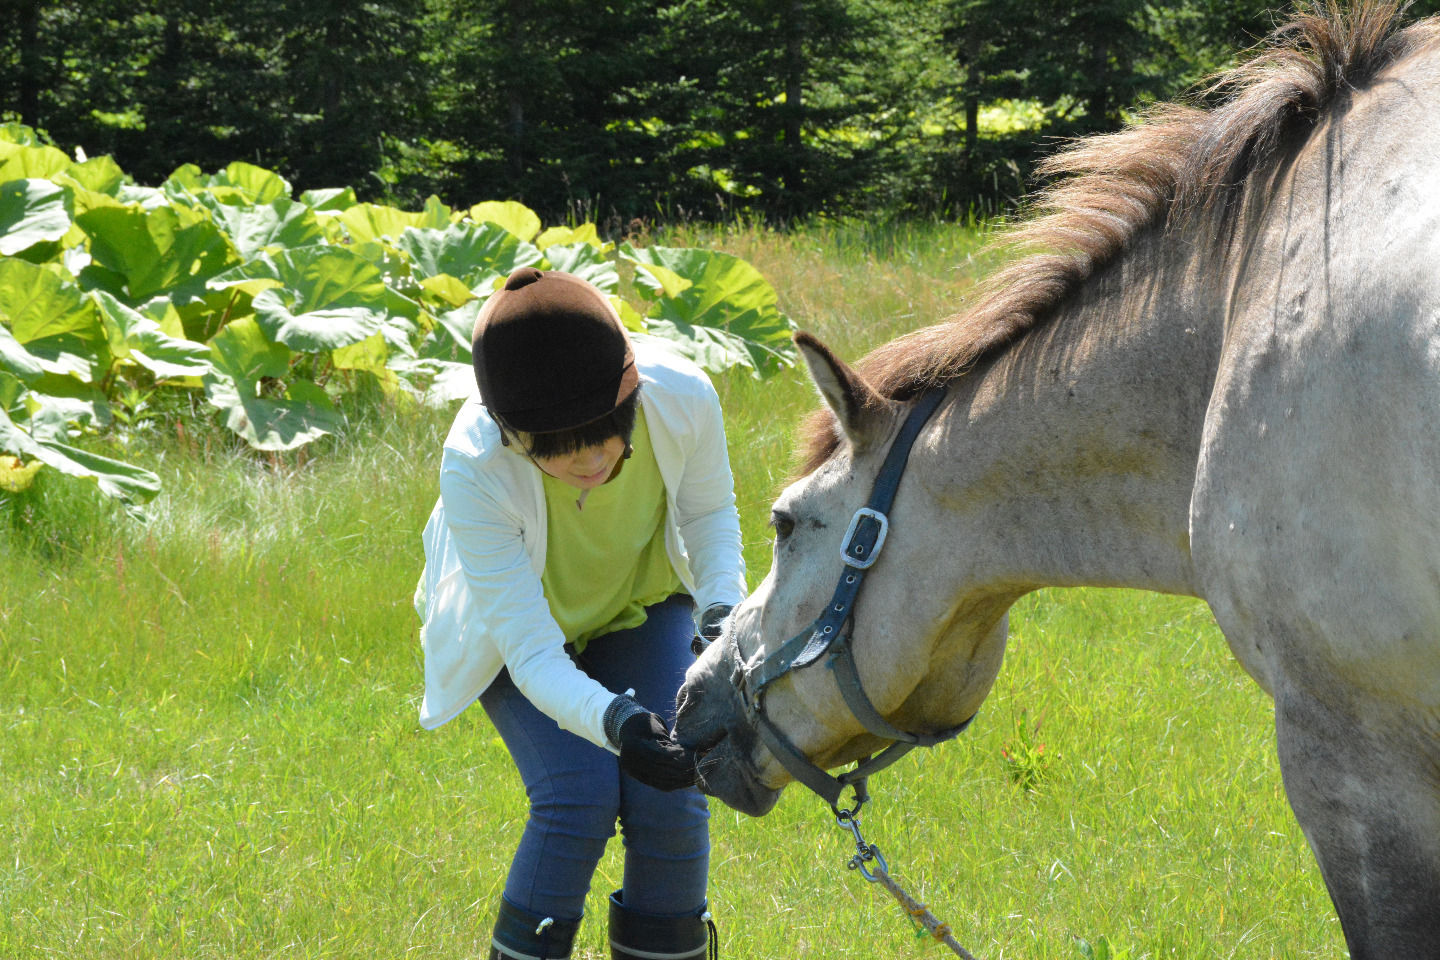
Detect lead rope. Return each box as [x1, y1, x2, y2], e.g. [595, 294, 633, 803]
[835, 803, 979, 960]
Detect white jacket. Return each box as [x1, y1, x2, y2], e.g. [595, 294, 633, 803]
[415, 342, 748, 749]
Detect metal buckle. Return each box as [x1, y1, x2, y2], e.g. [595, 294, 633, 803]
[840, 507, 888, 569]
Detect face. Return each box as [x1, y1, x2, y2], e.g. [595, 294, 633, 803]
[673, 334, 1008, 817]
[525, 435, 627, 489]
[675, 454, 886, 815]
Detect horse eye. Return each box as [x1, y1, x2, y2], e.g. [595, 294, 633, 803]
[770, 513, 795, 542]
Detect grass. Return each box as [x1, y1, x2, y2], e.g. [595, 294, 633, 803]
[0, 220, 1342, 959]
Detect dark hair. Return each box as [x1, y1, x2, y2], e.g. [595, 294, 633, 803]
[502, 387, 641, 459]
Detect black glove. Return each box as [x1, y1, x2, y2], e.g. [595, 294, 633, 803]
[691, 603, 734, 656]
[605, 695, 697, 792]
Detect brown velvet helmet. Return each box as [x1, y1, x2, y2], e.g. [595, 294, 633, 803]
[471, 267, 640, 433]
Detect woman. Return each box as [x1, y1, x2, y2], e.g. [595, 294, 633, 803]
[415, 266, 745, 960]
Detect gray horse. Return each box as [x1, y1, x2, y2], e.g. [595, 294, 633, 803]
[674, 3, 1440, 956]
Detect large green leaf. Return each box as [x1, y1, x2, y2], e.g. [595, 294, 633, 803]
[202, 327, 338, 453]
[543, 241, 618, 292]
[0, 123, 43, 147]
[536, 222, 604, 251]
[214, 246, 388, 352]
[164, 161, 291, 205]
[631, 325, 761, 375]
[0, 369, 24, 411]
[348, 239, 414, 289]
[23, 336, 107, 381]
[65, 156, 124, 196]
[0, 179, 72, 256]
[332, 331, 388, 374]
[419, 273, 474, 308]
[23, 379, 111, 439]
[621, 245, 795, 376]
[252, 290, 387, 353]
[216, 162, 291, 204]
[469, 201, 541, 242]
[0, 259, 99, 343]
[115, 184, 170, 210]
[0, 323, 43, 382]
[77, 204, 241, 304]
[93, 290, 212, 380]
[339, 197, 451, 244]
[0, 141, 72, 181]
[208, 315, 290, 382]
[300, 187, 358, 211]
[434, 299, 481, 354]
[203, 374, 340, 451]
[202, 196, 324, 259]
[397, 222, 542, 291]
[401, 358, 474, 403]
[34, 438, 160, 504]
[203, 316, 336, 451]
[0, 404, 159, 505]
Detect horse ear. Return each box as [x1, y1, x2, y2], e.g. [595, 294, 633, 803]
[794, 331, 895, 453]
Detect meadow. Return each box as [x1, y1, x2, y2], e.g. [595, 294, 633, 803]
[0, 221, 1342, 959]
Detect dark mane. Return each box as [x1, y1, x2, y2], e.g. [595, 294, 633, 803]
[801, 0, 1438, 474]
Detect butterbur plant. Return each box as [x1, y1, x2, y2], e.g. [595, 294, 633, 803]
[0, 126, 797, 515]
[1073, 935, 1133, 960]
[999, 707, 1051, 791]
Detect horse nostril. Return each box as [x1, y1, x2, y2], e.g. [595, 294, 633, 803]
[676, 683, 703, 717]
[687, 725, 728, 757]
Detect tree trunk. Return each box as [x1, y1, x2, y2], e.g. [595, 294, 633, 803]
[1087, 37, 1110, 127]
[324, 16, 342, 122]
[962, 32, 981, 171]
[506, 0, 528, 182]
[965, 95, 979, 162]
[16, 0, 40, 127]
[782, 0, 805, 203]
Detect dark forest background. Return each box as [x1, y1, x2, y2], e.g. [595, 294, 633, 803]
[1, 1, 1432, 224]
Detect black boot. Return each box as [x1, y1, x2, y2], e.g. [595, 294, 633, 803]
[490, 896, 581, 960]
[608, 890, 716, 960]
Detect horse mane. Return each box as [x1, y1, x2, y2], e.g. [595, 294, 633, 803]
[800, 0, 1439, 475]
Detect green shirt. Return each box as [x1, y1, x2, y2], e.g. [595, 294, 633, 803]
[540, 409, 683, 651]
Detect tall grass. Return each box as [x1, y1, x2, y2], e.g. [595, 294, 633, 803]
[0, 221, 1340, 959]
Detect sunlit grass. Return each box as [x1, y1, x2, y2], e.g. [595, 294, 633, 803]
[0, 220, 1340, 958]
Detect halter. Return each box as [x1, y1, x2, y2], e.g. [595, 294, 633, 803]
[732, 385, 974, 814]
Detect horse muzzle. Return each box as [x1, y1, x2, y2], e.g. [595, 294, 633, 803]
[674, 668, 782, 816]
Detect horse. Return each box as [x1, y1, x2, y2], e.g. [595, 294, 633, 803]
[673, 3, 1440, 955]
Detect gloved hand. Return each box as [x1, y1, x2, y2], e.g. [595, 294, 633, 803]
[605, 695, 697, 792]
[691, 603, 733, 656]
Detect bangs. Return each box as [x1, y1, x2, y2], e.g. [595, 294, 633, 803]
[522, 388, 640, 459]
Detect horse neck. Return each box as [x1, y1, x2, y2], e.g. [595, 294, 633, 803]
[924, 228, 1226, 598]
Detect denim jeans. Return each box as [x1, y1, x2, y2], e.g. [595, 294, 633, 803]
[479, 594, 710, 921]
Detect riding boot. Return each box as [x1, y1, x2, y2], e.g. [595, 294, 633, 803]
[608, 890, 716, 960]
[489, 896, 582, 960]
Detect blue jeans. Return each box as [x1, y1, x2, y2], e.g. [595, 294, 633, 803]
[479, 595, 709, 921]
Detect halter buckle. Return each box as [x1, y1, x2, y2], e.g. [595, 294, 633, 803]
[841, 507, 888, 569]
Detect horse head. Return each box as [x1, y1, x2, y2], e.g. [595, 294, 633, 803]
[675, 332, 1007, 815]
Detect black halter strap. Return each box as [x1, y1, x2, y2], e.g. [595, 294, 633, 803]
[736, 386, 974, 810]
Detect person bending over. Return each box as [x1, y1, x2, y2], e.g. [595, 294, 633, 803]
[415, 266, 742, 960]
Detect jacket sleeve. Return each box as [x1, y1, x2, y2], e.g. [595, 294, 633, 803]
[438, 458, 620, 752]
[673, 378, 748, 610]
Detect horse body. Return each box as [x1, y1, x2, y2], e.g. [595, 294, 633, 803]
[1189, 44, 1440, 951]
[675, 5, 1440, 955]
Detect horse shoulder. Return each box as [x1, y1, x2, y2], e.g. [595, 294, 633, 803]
[1190, 55, 1440, 710]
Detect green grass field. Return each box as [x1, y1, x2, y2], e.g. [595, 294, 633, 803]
[0, 222, 1343, 959]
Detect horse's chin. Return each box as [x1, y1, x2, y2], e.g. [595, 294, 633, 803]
[694, 737, 782, 817]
